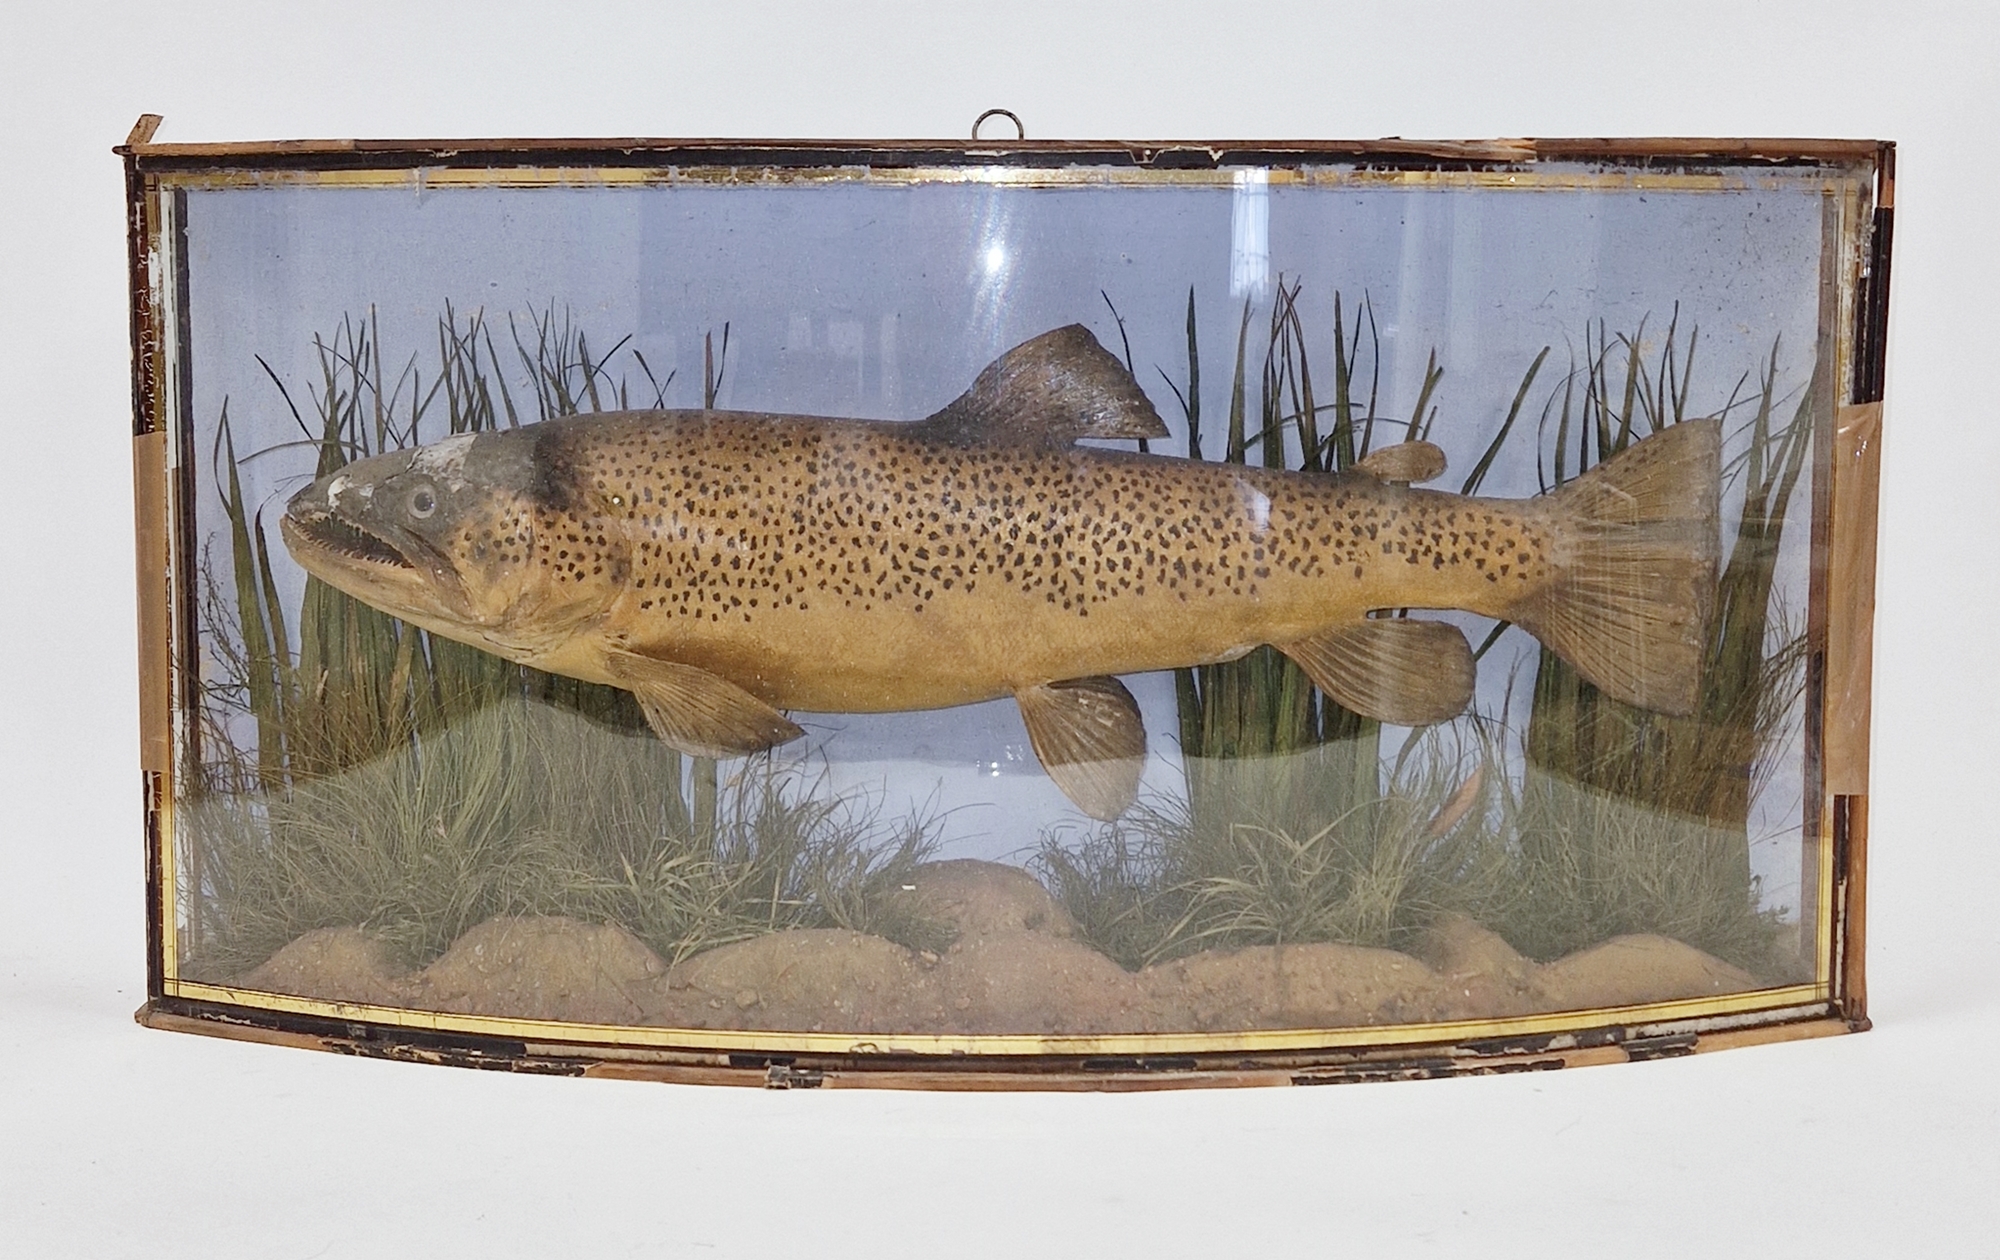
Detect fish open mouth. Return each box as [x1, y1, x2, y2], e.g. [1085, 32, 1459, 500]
[289, 510, 415, 570]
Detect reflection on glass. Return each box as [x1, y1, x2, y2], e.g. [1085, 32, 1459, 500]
[170, 164, 1836, 1040]
[1230, 168, 1271, 297]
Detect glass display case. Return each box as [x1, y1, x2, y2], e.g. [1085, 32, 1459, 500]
[123, 116, 1889, 1087]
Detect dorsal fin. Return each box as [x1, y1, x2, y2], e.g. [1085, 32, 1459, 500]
[920, 325, 1170, 447]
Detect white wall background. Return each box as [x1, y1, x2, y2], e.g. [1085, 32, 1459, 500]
[2, 2, 1994, 1255]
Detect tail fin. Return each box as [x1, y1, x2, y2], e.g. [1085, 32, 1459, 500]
[1512, 419, 1721, 716]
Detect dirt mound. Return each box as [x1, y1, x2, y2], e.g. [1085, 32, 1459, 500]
[659, 928, 937, 1032]
[1145, 943, 1455, 1030]
[942, 929, 1140, 1032]
[1535, 933, 1760, 1010]
[408, 916, 668, 1024]
[239, 927, 409, 1006]
[900, 858, 1077, 939]
[234, 860, 1770, 1036]
[1416, 915, 1549, 1018]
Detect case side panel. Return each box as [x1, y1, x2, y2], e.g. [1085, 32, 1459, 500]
[134, 433, 170, 776]
[1827, 404, 1883, 798]
[1798, 192, 1843, 972]
[1826, 146, 1892, 1020]
[125, 143, 173, 995]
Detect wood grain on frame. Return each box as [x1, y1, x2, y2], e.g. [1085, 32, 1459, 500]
[114, 127, 1885, 170]
[132, 433, 170, 774]
[1827, 403, 1883, 794]
[135, 1003, 1860, 1090]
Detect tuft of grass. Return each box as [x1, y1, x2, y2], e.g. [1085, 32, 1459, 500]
[1034, 727, 1512, 970]
[1497, 770, 1797, 978]
[182, 693, 949, 979]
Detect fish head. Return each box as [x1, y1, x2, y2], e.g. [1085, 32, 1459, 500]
[280, 429, 565, 638]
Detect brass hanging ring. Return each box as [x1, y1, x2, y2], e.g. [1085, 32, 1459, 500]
[971, 109, 1026, 141]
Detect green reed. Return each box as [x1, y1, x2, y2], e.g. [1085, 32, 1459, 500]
[188, 305, 954, 975]
[1151, 284, 1493, 868]
[206, 303, 665, 797]
[1046, 294, 1806, 979]
[1506, 312, 1812, 976]
[1523, 310, 1810, 829]
[1035, 724, 1513, 969]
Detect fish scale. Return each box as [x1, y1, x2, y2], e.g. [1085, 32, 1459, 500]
[519, 414, 1561, 716]
[284, 324, 1720, 820]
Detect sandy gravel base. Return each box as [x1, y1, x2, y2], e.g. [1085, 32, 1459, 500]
[238, 860, 1762, 1035]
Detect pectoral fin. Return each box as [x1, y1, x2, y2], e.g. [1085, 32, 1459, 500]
[604, 650, 804, 759]
[1354, 440, 1448, 484]
[1016, 676, 1147, 821]
[1277, 619, 1474, 726]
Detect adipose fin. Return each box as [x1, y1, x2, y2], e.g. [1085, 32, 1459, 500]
[1353, 440, 1448, 484]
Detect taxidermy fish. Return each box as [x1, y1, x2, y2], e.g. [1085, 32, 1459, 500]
[282, 325, 1719, 820]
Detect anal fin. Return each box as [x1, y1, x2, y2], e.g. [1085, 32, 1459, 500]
[605, 649, 804, 759]
[1016, 675, 1147, 821]
[1278, 619, 1474, 726]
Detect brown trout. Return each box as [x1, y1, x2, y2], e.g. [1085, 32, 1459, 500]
[281, 326, 1719, 819]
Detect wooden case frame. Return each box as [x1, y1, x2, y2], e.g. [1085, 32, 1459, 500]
[121, 116, 1891, 1089]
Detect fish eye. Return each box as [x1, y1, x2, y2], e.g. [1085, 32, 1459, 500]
[409, 485, 437, 519]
